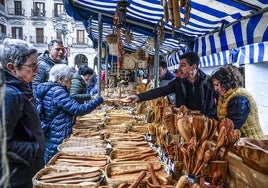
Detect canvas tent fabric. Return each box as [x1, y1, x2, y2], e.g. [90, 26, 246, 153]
[63, 0, 268, 66]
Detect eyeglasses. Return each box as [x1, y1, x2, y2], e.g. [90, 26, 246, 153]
[21, 63, 38, 71]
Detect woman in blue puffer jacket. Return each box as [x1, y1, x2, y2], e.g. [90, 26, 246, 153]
[35, 64, 107, 164]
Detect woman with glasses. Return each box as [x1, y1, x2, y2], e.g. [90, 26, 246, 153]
[0, 38, 45, 188]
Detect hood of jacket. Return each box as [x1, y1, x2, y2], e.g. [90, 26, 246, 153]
[35, 82, 63, 102]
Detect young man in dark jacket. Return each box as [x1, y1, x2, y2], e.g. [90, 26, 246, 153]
[32, 39, 65, 94]
[127, 52, 217, 118]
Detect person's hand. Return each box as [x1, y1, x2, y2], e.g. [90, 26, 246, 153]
[123, 95, 139, 106]
[102, 97, 108, 103]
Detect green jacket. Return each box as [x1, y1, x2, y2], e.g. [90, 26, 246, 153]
[69, 72, 91, 104]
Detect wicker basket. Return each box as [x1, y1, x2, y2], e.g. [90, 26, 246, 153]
[105, 33, 118, 57]
[47, 152, 108, 168]
[135, 48, 147, 61]
[62, 137, 105, 145]
[110, 148, 157, 162]
[72, 124, 101, 133]
[71, 131, 102, 139]
[106, 34, 117, 43]
[57, 141, 107, 156]
[123, 53, 136, 70]
[105, 161, 171, 187]
[33, 166, 100, 188]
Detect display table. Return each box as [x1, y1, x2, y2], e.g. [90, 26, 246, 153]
[227, 151, 268, 187]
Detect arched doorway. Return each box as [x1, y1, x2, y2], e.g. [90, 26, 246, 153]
[74, 54, 88, 68]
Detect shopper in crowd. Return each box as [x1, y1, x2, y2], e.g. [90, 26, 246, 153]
[35, 64, 107, 163]
[70, 65, 94, 103]
[32, 39, 65, 94]
[0, 38, 45, 188]
[87, 72, 98, 96]
[209, 65, 265, 139]
[158, 59, 175, 87]
[158, 59, 176, 104]
[126, 52, 217, 117]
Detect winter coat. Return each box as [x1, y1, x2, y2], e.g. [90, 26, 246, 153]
[35, 82, 103, 163]
[217, 87, 265, 139]
[32, 50, 65, 93]
[0, 71, 45, 188]
[138, 69, 217, 117]
[69, 72, 91, 103]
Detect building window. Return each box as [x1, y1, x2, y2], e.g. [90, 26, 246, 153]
[36, 28, 44, 43]
[56, 32, 62, 41]
[33, 2, 45, 17]
[77, 30, 84, 44]
[12, 27, 23, 39]
[0, 24, 6, 34]
[54, 3, 63, 17]
[0, 24, 6, 39]
[14, 1, 22, 15]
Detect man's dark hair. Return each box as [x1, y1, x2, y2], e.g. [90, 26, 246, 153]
[159, 60, 168, 69]
[179, 52, 200, 67]
[78, 65, 94, 76]
[48, 39, 63, 48]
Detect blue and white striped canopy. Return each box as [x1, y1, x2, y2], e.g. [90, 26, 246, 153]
[64, 0, 268, 67]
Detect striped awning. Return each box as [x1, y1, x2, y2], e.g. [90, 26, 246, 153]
[194, 11, 268, 57]
[64, 0, 268, 66]
[234, 41, 268, 65]
[169, 41, 268, 68]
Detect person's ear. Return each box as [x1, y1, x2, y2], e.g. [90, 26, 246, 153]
[191, 64, 197, 71]
[6, 62, 16, 73]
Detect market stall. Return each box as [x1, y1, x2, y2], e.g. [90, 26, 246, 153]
[32, 97, 268, 187]
[31, 1, 268, 187]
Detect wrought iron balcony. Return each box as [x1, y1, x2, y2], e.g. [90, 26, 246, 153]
[8, 8, 25, 16]
[30, 36, 48, 44]
[31, 8, 46, 18]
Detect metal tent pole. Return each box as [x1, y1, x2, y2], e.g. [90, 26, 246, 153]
[97, 13, 103, 96]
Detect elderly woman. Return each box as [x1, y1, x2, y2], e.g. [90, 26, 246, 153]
[0, 39, 45, 188]
[35, 64, 106, 163]
[209, 65, 265, 139]
[69, 65, 94, 103]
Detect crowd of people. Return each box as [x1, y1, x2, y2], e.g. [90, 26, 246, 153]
[0, 38, 265, 187]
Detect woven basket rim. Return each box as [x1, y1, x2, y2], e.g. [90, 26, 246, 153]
[32, 166, 100, 188]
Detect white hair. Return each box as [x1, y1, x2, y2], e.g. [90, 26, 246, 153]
[48, 64, 75, 82]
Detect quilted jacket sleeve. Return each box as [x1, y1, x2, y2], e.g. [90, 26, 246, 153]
[53, 87, 103, 116]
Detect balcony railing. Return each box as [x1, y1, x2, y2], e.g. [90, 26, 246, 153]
[30, 36, 48, 44]
[0, 32, 8, 41]
[8, 8, 25, 16]
[31, 8, 46, 17]
[52, 9, 64, 18]
[71, 38, 92, 47]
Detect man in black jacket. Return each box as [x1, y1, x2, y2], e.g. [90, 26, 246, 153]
[127, 52, 217, 118]
[32, 39, 65, 94]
